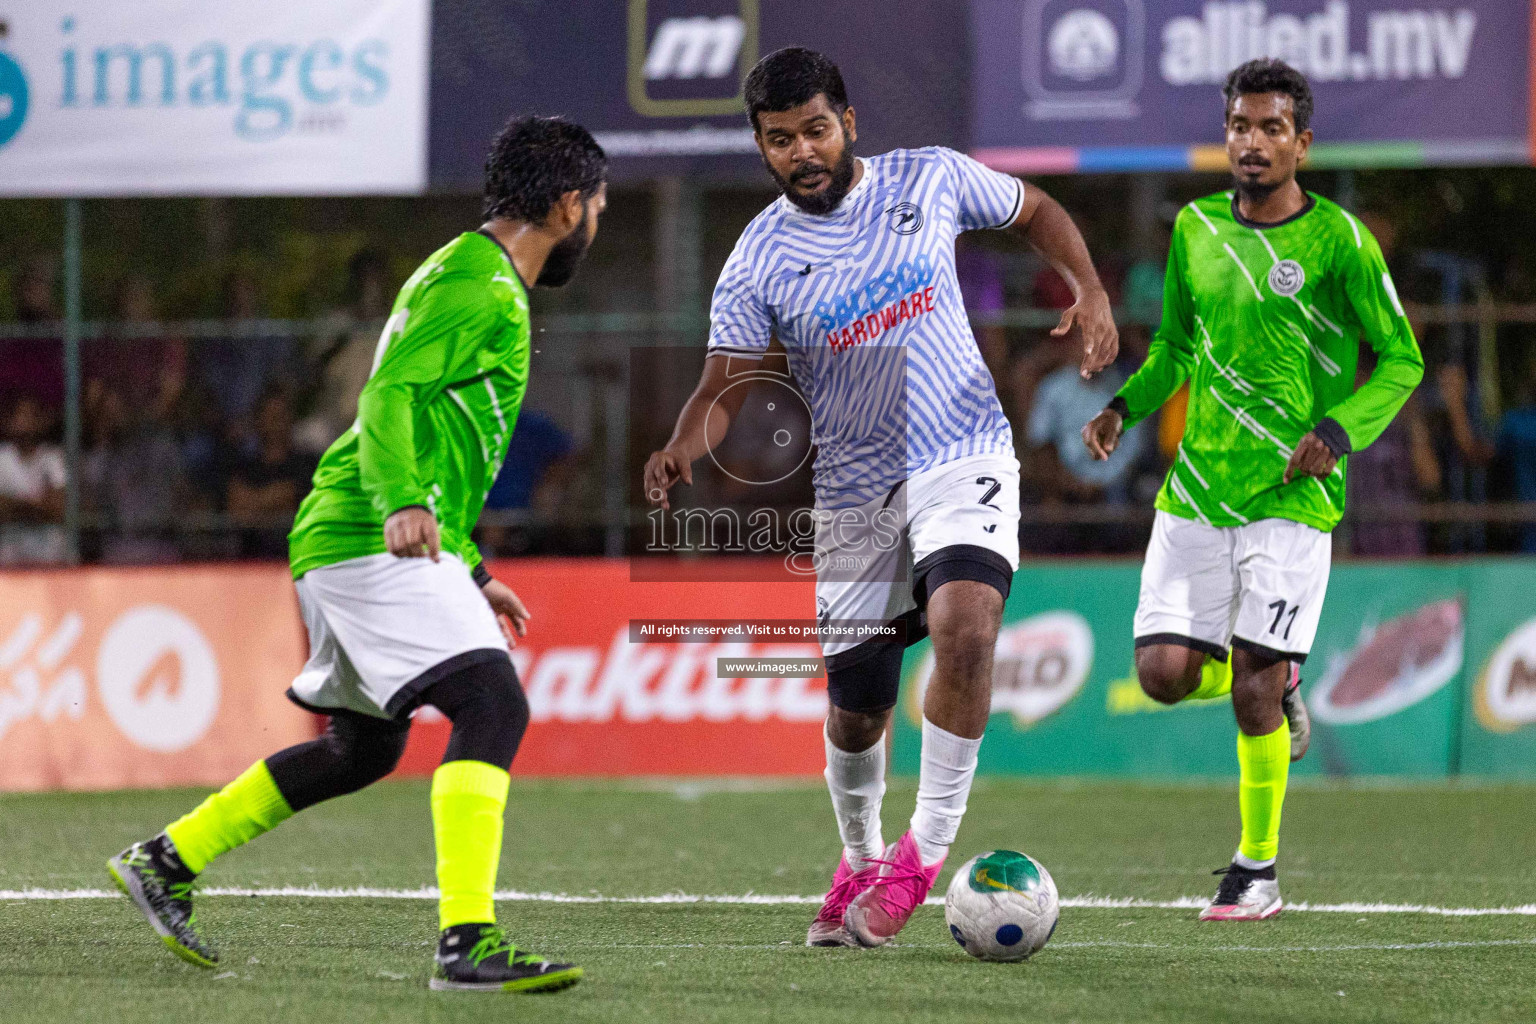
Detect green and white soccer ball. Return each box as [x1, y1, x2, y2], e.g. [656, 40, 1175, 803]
[943, 850, 1059, 962]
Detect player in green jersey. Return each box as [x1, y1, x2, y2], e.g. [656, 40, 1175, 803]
[108, 116, 608, 992]
[1081, 59, 1423, 920]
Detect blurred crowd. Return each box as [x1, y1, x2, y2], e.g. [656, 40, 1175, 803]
[0, 253, 578, 565]
[3, 206, 1536, 565]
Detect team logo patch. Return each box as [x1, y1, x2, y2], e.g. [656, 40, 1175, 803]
[1268, 259, 1306, 297]
[886, 202, 923, 235]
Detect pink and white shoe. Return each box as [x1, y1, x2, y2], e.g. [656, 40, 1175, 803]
[843, 831, 944, 947]
[1199, 863, 1283, 921]
[806, 854, 881, 947]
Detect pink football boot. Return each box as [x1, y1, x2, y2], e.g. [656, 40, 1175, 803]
[806, 854, 881, 947]
[843, 831, 944, 947]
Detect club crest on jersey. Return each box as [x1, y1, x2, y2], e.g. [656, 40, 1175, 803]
[886, 202, 923, 235]
[1268, 259, 1306, 297]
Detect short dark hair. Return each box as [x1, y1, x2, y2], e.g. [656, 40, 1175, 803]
[1223, 58, 1313, 132]
[483, 115, 606, 224]
[744, 47, 848, 132]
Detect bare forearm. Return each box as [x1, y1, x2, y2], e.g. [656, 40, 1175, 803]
[665, 388, 733, 462]
[1019, 193, 1105, 301]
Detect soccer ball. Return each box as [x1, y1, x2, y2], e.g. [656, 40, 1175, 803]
[943, 850, 1059, 962]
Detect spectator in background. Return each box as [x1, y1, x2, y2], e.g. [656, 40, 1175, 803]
[1345, 351, 1441, 556]
[1024, 339, 1148, 553]
[80, 381, 186, 563]
[87, 274, 189, 422]
[294, 250, 394, 455]
[477, 410, 575, 556]
[199, 268, 297, 429]
[0, 395, 67, 564]
[0, 258, 65, 413]
[1027, 344, 1147, 504]
[1494, 352, 1536, 554]
[225, 388, 316, 558]
[955, 237, 1009, 386]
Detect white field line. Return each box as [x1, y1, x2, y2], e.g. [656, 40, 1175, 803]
[6, 888, 1536, 917]
[557, 938, 1536, 953]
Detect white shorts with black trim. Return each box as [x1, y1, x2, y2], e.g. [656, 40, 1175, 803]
[288, 552, 509, 720]
[1133, 510, 1332, 663]
[815, 452, 1021, 660]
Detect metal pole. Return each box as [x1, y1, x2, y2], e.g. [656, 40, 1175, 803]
[62, 198, 82, 564]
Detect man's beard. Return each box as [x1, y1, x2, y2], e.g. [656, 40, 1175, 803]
[1233, 172, 1282, 204]
[768, 141, 857, 216]
[535, 207, 592, 288]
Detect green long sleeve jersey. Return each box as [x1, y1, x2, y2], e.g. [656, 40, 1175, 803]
[1114, 191, 1423, 533]
[288, 231, 531, 578]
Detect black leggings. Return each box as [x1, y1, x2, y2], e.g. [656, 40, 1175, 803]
[267, 654, 530, 813]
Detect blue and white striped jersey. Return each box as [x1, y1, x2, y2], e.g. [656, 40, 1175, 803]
[708, 146, 1024, 508]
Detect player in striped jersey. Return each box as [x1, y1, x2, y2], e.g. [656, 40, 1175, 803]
[1082, 60, 1423, 920]
[644, 48, 1118, 947]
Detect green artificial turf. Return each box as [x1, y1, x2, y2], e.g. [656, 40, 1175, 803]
[2, 778, 1533, 1023]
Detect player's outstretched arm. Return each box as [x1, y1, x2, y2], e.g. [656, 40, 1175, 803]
[643, 352, 758, 510]
[1010, 189, 1117, 378]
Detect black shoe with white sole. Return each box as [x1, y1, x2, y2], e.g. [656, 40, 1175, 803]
[431, 923, 583, 993]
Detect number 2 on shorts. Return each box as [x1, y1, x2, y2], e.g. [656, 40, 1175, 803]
[1267, 599, 1300, 641]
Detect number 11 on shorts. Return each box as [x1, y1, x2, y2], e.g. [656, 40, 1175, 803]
[1267, 599, 1299, 641]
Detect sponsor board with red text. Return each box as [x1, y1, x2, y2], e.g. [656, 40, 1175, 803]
[396, 558, 824, 776]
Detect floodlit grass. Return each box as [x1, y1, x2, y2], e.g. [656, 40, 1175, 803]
[2, 778, 1533, 1023]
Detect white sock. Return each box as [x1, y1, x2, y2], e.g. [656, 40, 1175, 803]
[1233, 850, 1275, 871]
[824, 725, 885, 867]
[910, 718, 982, 865]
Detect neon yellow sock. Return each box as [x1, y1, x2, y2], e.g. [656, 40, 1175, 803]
[164, 761, 293, 875]
[1236, 724, 1290, 865]
[432, 760, 511, 930]
[1187, 654, 1233, 701]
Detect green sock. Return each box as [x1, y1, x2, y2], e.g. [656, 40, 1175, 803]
[1187, 654, 1233, 701]
[1236, 724, 1290, 865]
[432, 760, 511, 930]
[164, 760, 293, 875]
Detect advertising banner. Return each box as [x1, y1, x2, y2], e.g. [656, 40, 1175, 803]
[0, 0, 431, 196]
[971, 0, 1533, 173]
[0, 565, 314, 792]
[1460, 562, 1536, 777]
[893, 559, 1533, 779]
[396, 558, 826, 776]
[2, 558, 1530, 790]
[427, 0, 970, 185]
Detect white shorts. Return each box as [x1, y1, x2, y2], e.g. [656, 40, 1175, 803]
[816, 452, 1021, 659]
[288, 553, 509, 719]
[1134, 510, 1332, 663]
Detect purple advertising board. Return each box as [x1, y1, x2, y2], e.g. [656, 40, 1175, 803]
[971, 0, 1533, 173]
[428, 0, 969, 186]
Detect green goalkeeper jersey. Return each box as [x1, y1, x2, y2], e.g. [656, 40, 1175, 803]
[1114, 191, 1423, 533]
[289, 231, 531, 579]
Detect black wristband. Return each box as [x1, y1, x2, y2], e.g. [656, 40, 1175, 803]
[1106, 396, 1130, 418]
[1312, 417, 1352, 457]
[472, 563, 493, 588]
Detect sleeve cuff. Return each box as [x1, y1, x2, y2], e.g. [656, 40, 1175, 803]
[472, 563, 494, 588]
[1106, 396, 1130, 418]
[1313, 417, 1353, 457]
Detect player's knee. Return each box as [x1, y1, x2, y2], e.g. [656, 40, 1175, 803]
[926, 603, 999, 685]
[433, 655, 529, 770]
[1134, 647, 1200, 705]
[332, 717, 410, 788]
[826, 705, 889, 752]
